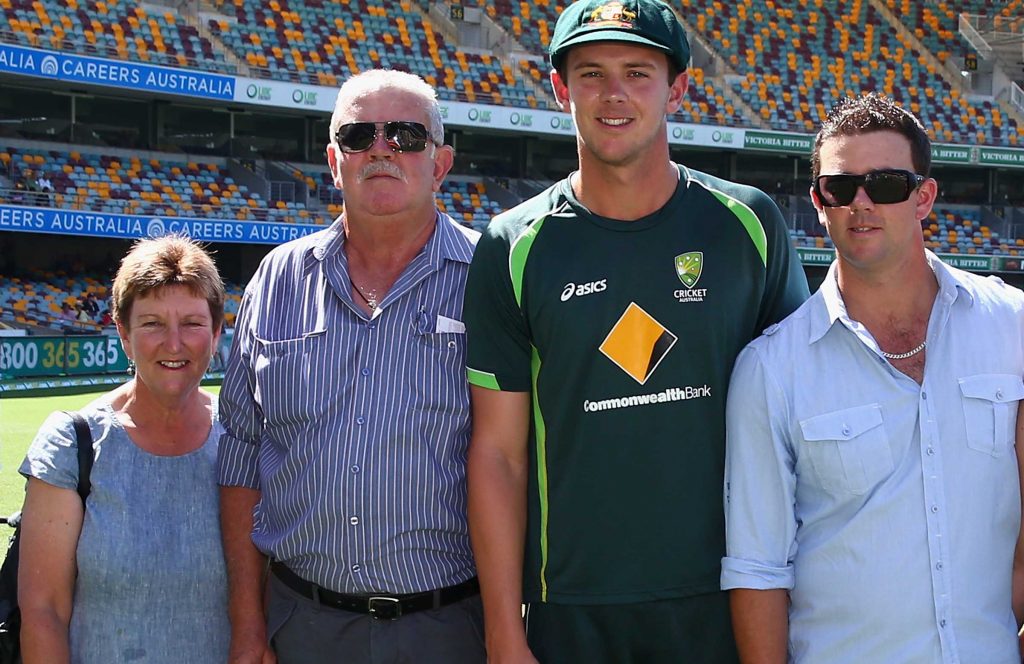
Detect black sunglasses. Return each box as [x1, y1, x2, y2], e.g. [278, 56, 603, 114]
[334, 121, 435, 154]
[814, 169, 926, 207]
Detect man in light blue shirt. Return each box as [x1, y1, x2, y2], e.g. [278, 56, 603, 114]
[722, 93, 1024, 663]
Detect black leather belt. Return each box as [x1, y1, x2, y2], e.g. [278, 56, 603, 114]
[270, 561, 479, 620]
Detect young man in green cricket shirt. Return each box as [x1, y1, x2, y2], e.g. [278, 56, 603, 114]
[463, 0, 810, 661]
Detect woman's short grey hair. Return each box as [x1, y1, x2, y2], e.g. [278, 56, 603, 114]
[329, 70, 445, 146]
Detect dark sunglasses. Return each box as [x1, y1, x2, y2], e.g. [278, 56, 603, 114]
[814, 169, 926, 207]
[334, 121, 435, 154]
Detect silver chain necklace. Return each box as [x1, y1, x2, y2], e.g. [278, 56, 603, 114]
[881, 340, 926, 360]
[352, 283, 379, 310]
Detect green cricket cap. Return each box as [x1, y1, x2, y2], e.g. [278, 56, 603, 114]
[549, 0, 691, 73]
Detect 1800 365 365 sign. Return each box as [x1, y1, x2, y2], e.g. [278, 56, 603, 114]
[0, 337, 127, 378]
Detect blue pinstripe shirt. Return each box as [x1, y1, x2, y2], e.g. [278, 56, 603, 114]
[218, 212, 479, 594]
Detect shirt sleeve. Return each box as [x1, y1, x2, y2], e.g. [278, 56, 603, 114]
[19, 411, 81, 491]
[217, 286, 264, 488]
[721, 344, 798, 591]
[755, 195, 810, 331]
[463, 224, 533, 392]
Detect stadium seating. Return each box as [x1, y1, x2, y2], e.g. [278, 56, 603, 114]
[2, 0, 1020, 143]
[0, 0, 230, 73]
[923, 205, 1019, 255]
[789, 204, 1022, 258]
[674, 66, 747, 125]
[1, 144, 508, 230]
[205, 0, 550, 108]
[789, 227, 834, 250]
[438, 179, 504, 229]
[2, 0, 1023, 261]
[0, 271, 107, 331]
[1, 145, 326, 224]
[675, 0, 1020, 144]
[0, 270, 244, 331]
[470, 0, 559, 56]
[887, 0, 1024, 71]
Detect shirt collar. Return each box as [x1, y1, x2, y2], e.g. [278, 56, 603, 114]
[809, 250, 975, 345]
[307, 210, 476, 267]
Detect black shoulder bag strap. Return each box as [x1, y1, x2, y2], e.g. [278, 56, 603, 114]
[65, 411, 95, 503]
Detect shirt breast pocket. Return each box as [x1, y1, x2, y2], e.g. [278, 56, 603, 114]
[407, 327, 468, 415]
[958, 374, 1024, 457]
[253, 329, 333, 427]
[799, 404, 893, 495]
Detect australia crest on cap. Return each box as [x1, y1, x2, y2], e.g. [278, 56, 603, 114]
[585, 1, 637, 28]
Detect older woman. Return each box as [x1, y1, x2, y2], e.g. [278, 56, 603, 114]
[18, 235, 229, 663]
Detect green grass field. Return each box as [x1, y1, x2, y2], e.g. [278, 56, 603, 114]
[0, 385, 220, 557]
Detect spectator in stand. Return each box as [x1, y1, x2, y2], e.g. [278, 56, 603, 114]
[11, 178, 27, 205]
[36, 172, 53, 207]
[75, 305, 91, 324]
[99, 310, 113, 327]
[59, 302, 76, 322]
[22, 169, 45, 206]
[82, 293, 100, 318]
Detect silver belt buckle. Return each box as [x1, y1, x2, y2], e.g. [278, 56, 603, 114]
[368, 596, 402, 620]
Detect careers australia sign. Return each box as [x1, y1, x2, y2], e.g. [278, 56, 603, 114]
[0, 43, 235, 101]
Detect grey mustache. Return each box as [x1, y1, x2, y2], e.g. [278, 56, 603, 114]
[359, 162, 405, 181]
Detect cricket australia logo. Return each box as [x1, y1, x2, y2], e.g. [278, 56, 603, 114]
[674, 251, 708, 303]
[586, 1, 637, 27]
[675, 251, 702, 287]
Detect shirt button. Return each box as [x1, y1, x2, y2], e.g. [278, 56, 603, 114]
[931, 505, 939, 513]
[361, 367, 370, 376]
[926, 447, 935, 456]
[935, 562, 943, 570]
[997, 389, 1004, 399]
[940, 619, 947, 628]
[922, 392, 927, 400]
[350, 464, 360, 474]
[448, 339, 457, 349]
[351, 564, 361, 573]
[841, 425, 850, 436]
[356, 416, 365, 425]
[349, 516, 359, 526]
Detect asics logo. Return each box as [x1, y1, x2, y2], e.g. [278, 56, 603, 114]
[560, 279, 607, 301]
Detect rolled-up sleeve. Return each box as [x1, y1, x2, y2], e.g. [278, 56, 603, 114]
[721, 344, 798, 591]
[218, 287, 263, 488]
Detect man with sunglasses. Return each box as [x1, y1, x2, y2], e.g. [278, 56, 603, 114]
[219, 69, 484, 664]
[723, 93, 1024, 663]
[462, 1, 809, 661]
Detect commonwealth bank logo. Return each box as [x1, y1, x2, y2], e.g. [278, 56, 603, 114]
[675, 251, 702, 288]
[599, 303, 677, 385]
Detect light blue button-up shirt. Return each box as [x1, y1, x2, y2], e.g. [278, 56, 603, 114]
[219, 212, 480, 595]
[723, 253, 1024, 663]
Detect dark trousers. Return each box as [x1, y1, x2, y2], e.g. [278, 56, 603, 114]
[267, 572, 486, 664]
[525, 591, 740, 664]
